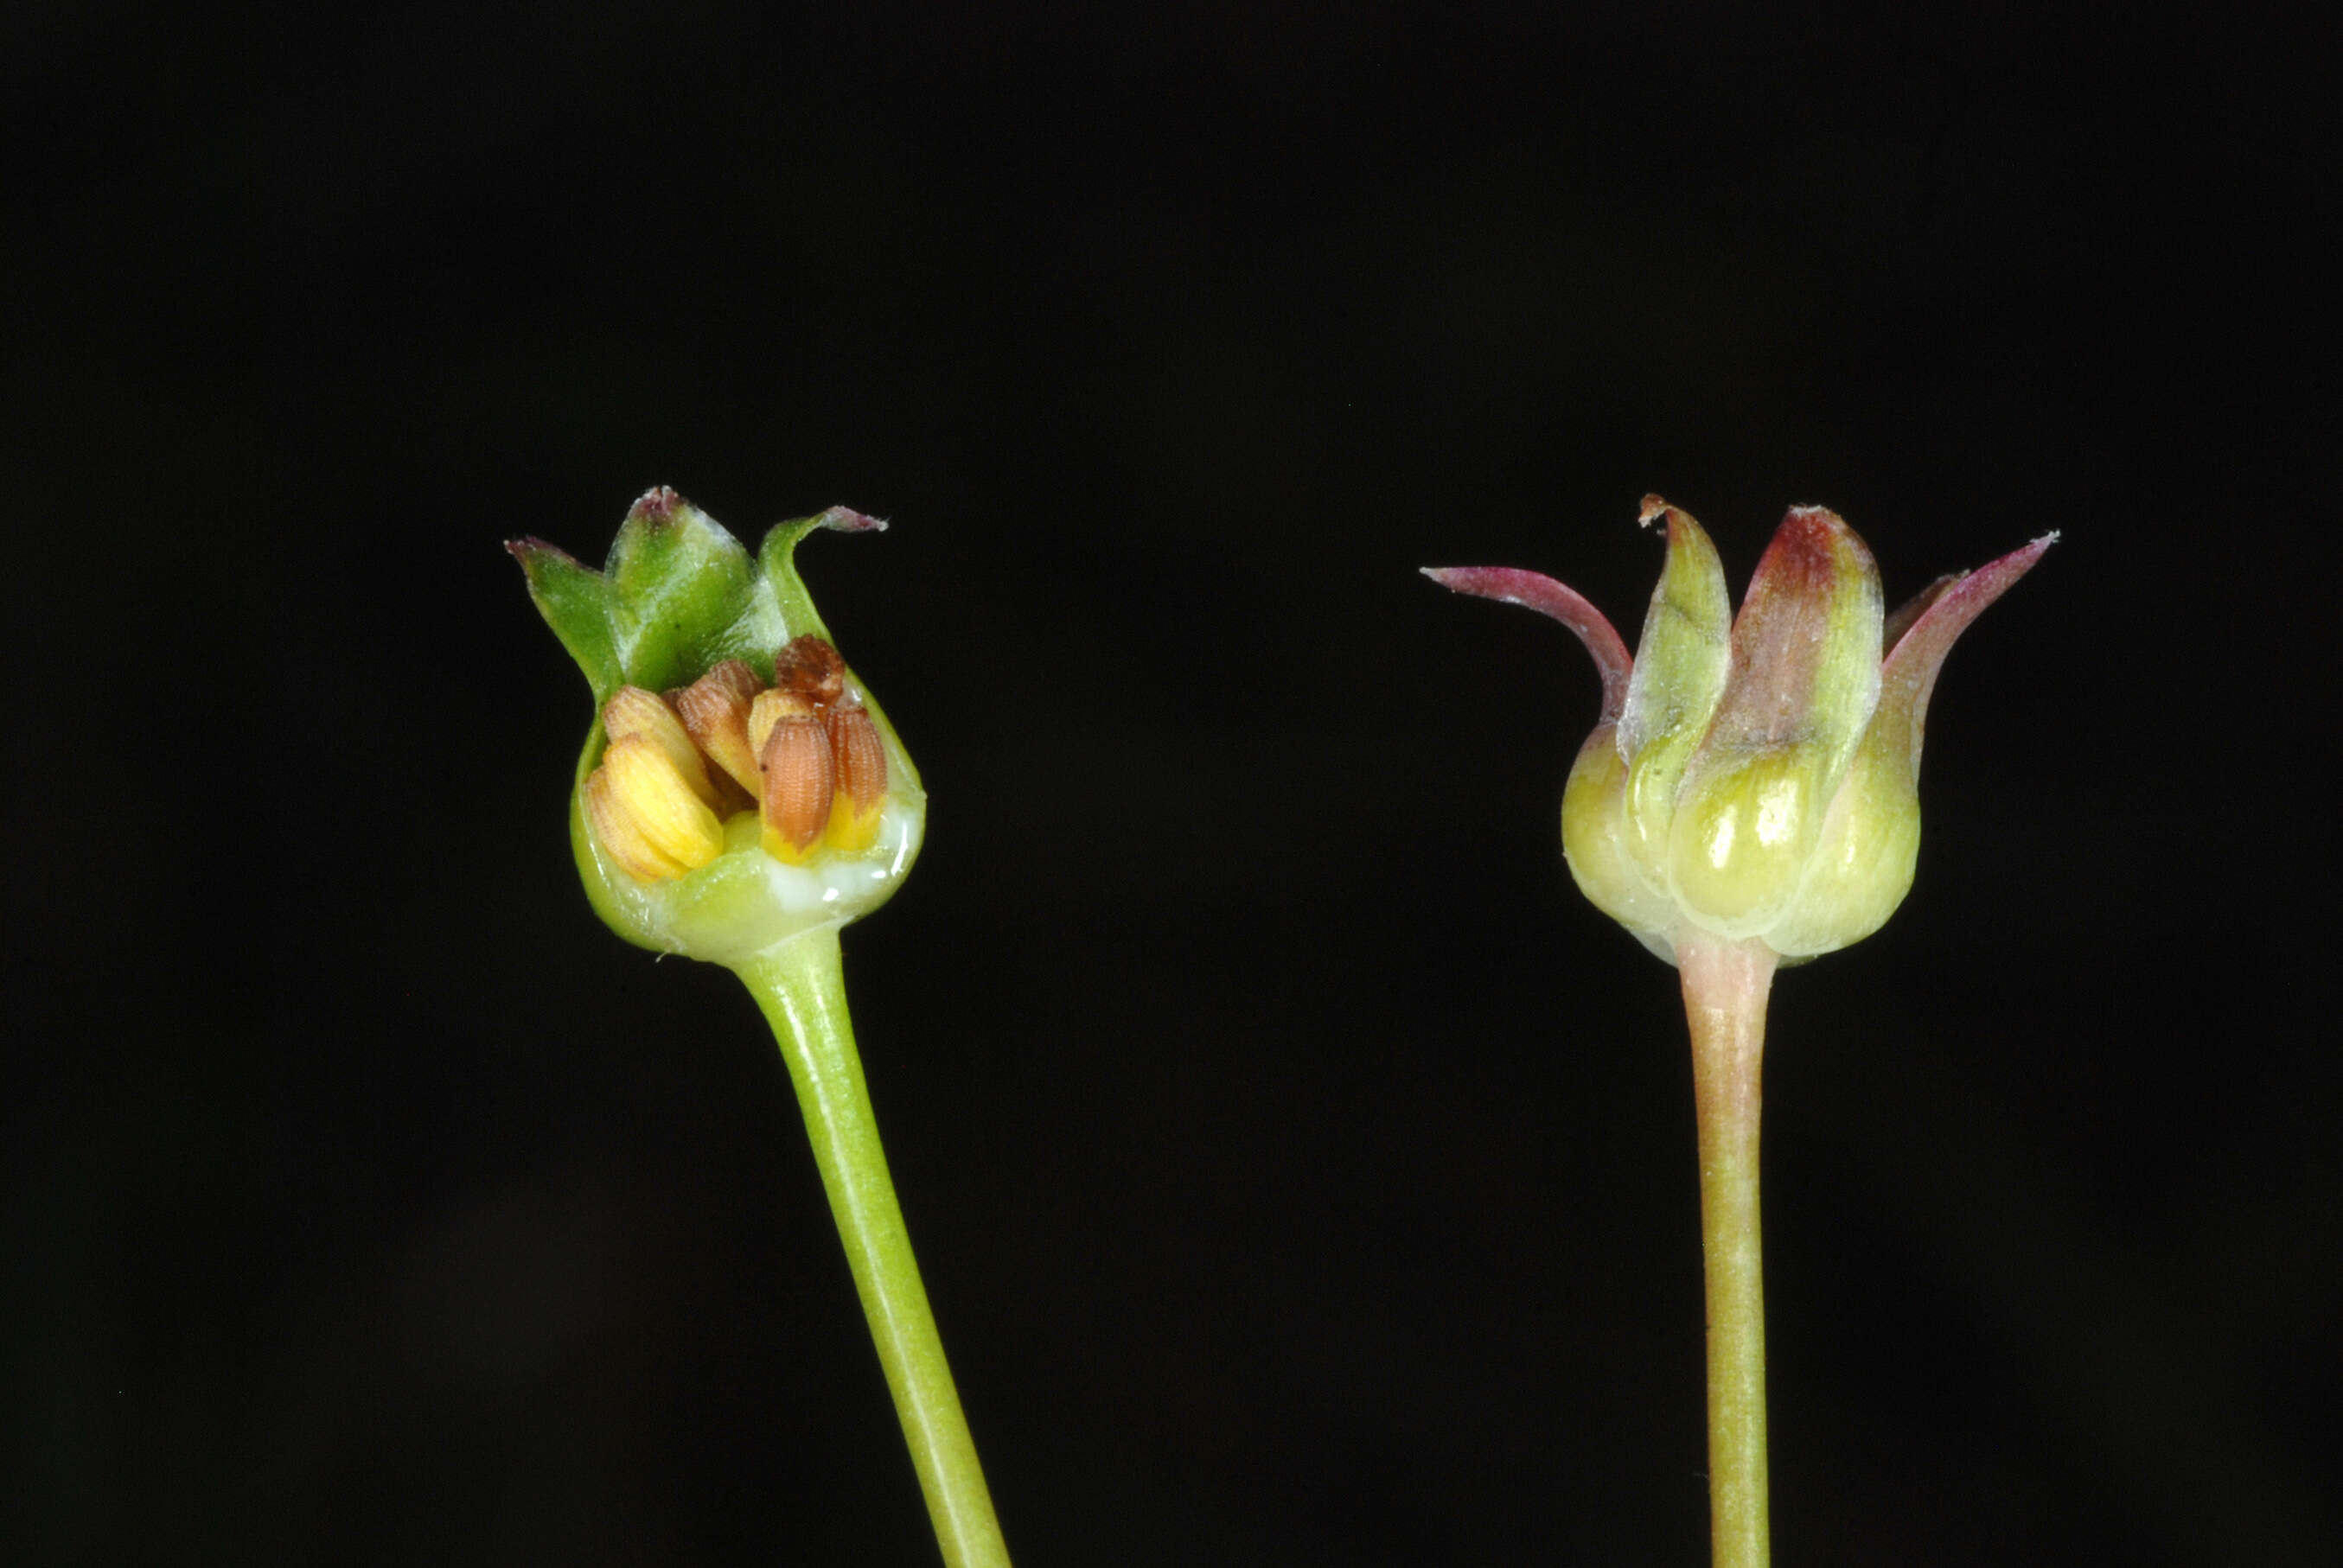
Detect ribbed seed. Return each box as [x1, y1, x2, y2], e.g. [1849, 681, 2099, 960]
[602, 735, 725, 870]
[603, 685, 725, 810]
[822, 701, 889, 850]
[676, 661, 764, 798]
[760, 714, 835, 863]
[584, 764, 691, 883]
[705, 659, 763, 703]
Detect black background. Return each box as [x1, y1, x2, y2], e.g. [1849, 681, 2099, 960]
[7, 3, 2340, 1564]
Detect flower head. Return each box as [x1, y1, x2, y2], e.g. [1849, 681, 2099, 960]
[510, 488, 924, 966]
[1427, 496, 2051, 964]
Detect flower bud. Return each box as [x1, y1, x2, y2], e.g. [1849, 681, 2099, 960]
[512, 488, 926, 966]
[1431, 497, 2051, 964]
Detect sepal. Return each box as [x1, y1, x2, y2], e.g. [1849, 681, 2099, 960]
[1616, 498, 1732, 892]
[1667, 507, 1883, 938]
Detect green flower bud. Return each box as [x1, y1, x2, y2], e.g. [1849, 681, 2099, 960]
[511, 488, 925, 966]
[1429, 496, 2051, 965]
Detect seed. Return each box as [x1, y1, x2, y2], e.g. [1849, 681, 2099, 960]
[823, 701, 889, 851]
[773, 634, 847, 710]
[759, 712, 835, 863]
[603, 685, 725, 810]
[584, 761, 690, 883]
[748, 686, 820, 759]
[676, 660, 764, 799]
[600, 735, 725, 870]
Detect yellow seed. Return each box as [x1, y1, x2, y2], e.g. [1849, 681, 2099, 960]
[584, 765, 691, 883]
[759, 712, 834, 864]
[603, 686, 725, 811]
[676, 660, 764, 799]
[822, 702, 889, 851]
[602, 734, 725, 870]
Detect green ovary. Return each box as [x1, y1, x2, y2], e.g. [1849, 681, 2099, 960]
[1765, 742, 1920, 959]
[1561, 729, 1679, 955]
[1666, 748, 1824, 939]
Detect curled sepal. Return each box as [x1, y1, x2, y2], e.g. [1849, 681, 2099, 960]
[1419, 566, 1632, 721]
[510, 488, 889, 722]
[514, 488, 926, 965]
[1667, 507, 1884, 939]
[1869, 532, 2058, 782]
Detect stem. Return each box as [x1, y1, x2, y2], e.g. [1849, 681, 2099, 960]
[1677, 934, 1778, 1568]
[735, 927, 1012, 1568]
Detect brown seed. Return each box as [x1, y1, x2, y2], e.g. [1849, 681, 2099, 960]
[704, 658, 763, 703]
[827, 701, 889, 815]
[773, 634, 847, 710]
[819, 701, 888, 852]
[676, 660, 765, 799]
[759, 712, 835, 862]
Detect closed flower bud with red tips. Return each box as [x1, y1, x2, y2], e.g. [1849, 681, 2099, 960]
[1428, 496, 2051, 964]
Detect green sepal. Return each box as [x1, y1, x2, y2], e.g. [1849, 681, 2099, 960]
[1666, 506, 1884, 938]
[1615, 500, 1733, 889]
[759, 508, 885, 643]
[514, 488, 888, 781]
[603, 490, 762, 696]
[516, 488, 888, 709]
[508, 538, 620, 698]
[1617, 499, 1732, 766]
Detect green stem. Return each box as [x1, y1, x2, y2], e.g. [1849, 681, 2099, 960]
[1677, 934, 1778, 1568]
[735, 927, 1012, 1568]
